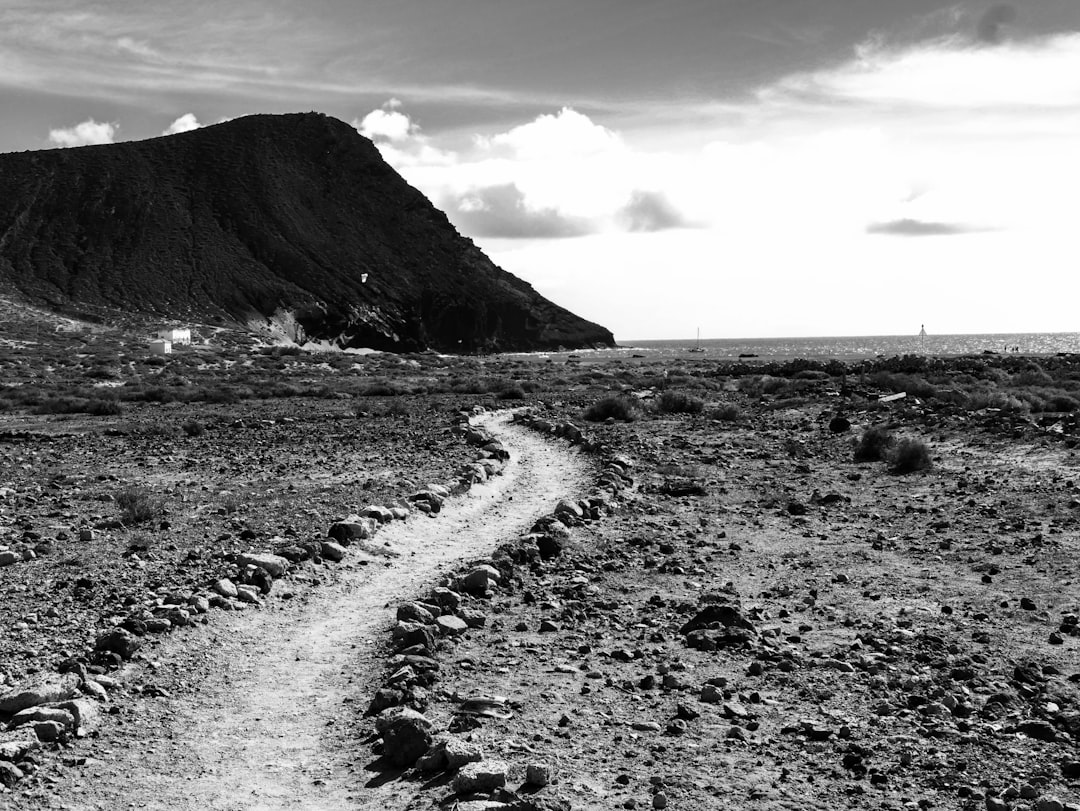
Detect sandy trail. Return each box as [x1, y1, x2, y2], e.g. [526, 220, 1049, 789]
[47, 412, 590, 811]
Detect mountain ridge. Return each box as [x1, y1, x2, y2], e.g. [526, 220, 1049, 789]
[0, 112, 613, 352]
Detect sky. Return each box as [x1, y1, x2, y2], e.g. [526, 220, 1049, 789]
[1, 1, 1078, 340]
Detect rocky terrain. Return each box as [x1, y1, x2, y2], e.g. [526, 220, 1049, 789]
[1, 305, 1079, 810]
[0, 114, 613, 352]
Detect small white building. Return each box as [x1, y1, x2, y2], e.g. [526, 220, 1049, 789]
[157, 328, 192, 345]
[149, 340, 173, 355]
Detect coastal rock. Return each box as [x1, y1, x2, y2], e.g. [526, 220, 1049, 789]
[0, 674, 82, 715]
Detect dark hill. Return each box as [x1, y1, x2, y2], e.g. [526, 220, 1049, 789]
[0, 113, 613, 352]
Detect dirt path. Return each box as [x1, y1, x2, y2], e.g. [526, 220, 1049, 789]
[36, 412, 590, 811]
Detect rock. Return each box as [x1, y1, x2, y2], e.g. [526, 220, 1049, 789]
[526, 762, 551, 787]
[378, 707, 434, 767]
[700, 684, 723, 704]
[436, 615, 469, 636]
[0, 739, 37, 762]
[418, 735, 484, 771]
[213, 578, 238, 598]
[0, 673, 82, 714]
[7, 706, 75, 731]
[453, 759, 509, 794]
[985, 798, 1009, 811]
[361, 505, 395, 524]
[0, 761, 24, 787]
[539, 620, 560, 633]
[398, 603, 436, 625]
[54, 699, 100, 735]
[653, 792, 669, 809]
[536, 535, 564, 560]
[829, 416, 852, 433]
[245, 566, 273, 594]
[32, 720, 66, 742]
[458, 609, 487, 629]
[459, 565, 500, 596]
[328, 514, 379, 542]
[554, 499, 583, 519]
[1021, 597, 1037, 611]
[236, 552, 288, 578]
[1035, 799, 1065, 811]
[235, 585, 261, 604]
[679, 604, 756, 635]
[1061, 760, 1080, 779]
[1017, 720, 1058, 741]
[368, 688, 405, 716]
[431, 587, 462, 609]
[320, 541, 347, 562]
[0, 551, 18, 567]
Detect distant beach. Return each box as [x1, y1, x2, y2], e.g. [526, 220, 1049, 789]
[613, 332, 1080, 361]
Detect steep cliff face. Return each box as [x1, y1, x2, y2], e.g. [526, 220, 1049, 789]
[0, 113, 613, 352]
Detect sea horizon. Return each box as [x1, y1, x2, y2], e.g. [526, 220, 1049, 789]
[603, 331, 1080, 361]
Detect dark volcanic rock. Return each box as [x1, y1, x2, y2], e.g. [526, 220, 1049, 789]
[0, 113, 613, 353]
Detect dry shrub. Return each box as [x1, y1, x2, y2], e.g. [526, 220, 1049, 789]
[889, 438, 933, 473]
[854, 426, 894, 462]
[710, 403, 741, 422]
[181, 420, 206, 437]
[584, 395, 640, 422]
[115, 486, 163, 525]
[657, 390, 705, 415]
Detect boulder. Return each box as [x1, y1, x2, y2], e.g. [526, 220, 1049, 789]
[328, 515, 378, 542]
[0, 738, 37, 762]
[397, 603, 436, 625]
[377, 707, 434, 767]
[0, 674, 82, 715]
[32, 720, 66, 742]
[417, 735, 484, 772]
[679, 604, 756, 635]
[0, 761, 24, 787]
[213, 578, 238, 598]
[436, 615, 469, 637]
[458, 565, 501, 597]
[54, 699, 100, 735]
[236, 552, 288, 578]
[360, 505, 395, 524]
[320, 541, 347, 562]
[7, 707, 75, 731]
[453, 759, 509, 794]
[0, 551, 19, 567]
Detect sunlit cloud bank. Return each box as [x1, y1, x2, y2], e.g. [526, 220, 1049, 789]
[47, 119, 118, 148]
[163, 113, 201, 135]
[351, 25, 1079, 337]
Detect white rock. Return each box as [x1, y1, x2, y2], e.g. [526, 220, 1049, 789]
[236, 553, 288, 578]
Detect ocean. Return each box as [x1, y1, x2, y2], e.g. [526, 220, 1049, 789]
[609, 333, 1080, 361]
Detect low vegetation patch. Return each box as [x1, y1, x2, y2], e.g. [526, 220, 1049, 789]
[889, 437, 933, 473]
[115, 486, 163, 526]
[656, 390, 705, 415]
[583, 394, 640, 422]
[854, 425, 894, 462]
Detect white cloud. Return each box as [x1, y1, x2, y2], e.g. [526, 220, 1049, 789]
[163, 113, 201, 135]
[769, 32, 1080, 110]
[481, 107, 623, 160]
[355, 106, 416, 142]
[47, 118, 117, 147]
[351, 33, 1080, 337]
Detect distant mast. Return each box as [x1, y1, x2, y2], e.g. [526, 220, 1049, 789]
[919, 324, 927, 338]
[688, 327, 706, 353]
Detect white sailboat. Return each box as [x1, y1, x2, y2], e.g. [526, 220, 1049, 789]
[688, 328, 706, 352]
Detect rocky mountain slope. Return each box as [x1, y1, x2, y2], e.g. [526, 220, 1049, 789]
[0, 113, 613, 352]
